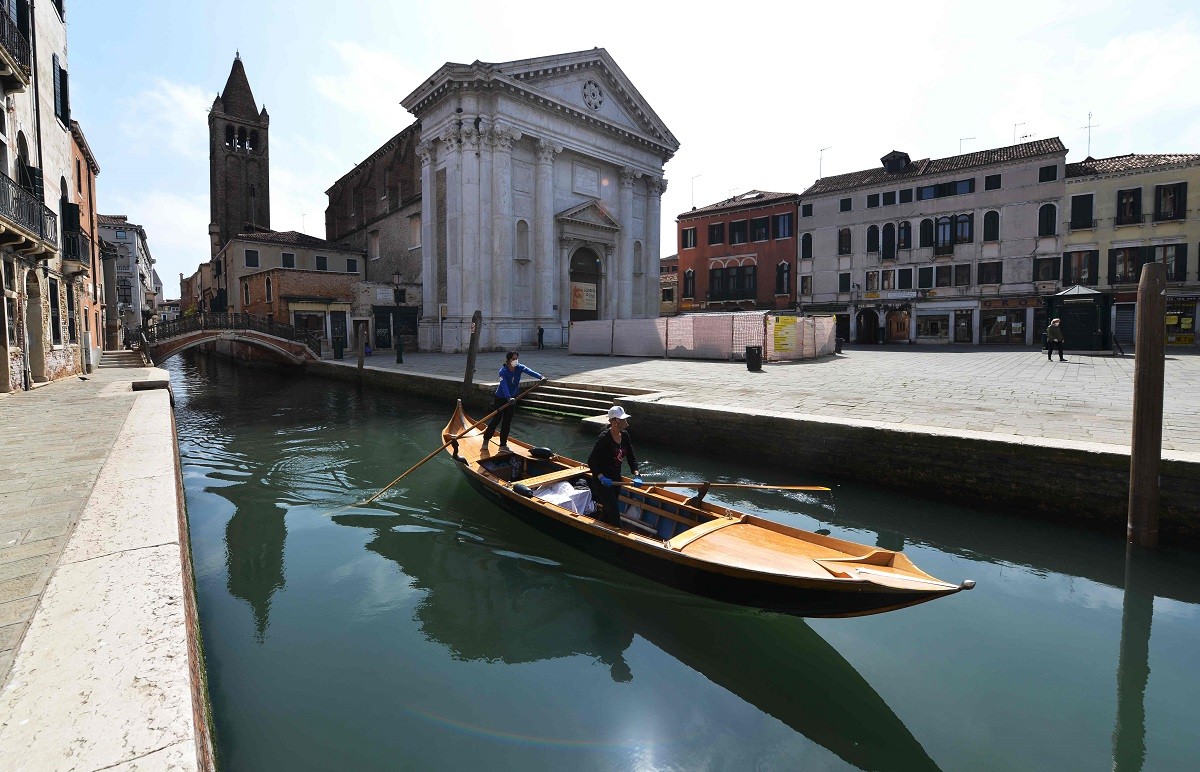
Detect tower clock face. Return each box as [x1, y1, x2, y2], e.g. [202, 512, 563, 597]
[582, 80, 604, 110]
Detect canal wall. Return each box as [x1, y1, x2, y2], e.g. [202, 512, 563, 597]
[0, 372, 216, 771]
[302, 358, 1200, 544]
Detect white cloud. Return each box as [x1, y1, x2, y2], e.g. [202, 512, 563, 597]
[312, 41, 423, 139]
[108, 189, 210, 297]
[120, 77, 211, 162]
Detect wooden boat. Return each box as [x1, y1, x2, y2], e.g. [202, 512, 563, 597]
[442, 401, 974, 618]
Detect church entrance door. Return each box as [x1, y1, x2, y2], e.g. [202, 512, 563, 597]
[569, 248, 601, 322]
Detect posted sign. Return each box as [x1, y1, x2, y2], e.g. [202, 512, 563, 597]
[773, 315, 798, 352]
[571, 282, 597, 311]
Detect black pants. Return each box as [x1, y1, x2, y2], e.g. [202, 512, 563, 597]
[482, 396, 514, 445]
[588, 478, 621, 526]
[1047, 340, 1064, 360]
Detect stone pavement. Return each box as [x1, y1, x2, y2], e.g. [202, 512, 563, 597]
[0, 367, 209, 770]
[329, 344, 1200, 454]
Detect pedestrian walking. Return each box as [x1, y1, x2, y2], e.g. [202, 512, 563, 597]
[1046, 318, 1066, 362]
[587, 406, 641, 527]
[481, 351, 545, 453]
[537, 326, 545, 350]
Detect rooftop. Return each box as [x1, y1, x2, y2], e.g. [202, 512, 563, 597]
[230, 230, 360, 252]
[679, 190, 800, 218]
[1066, 153, 1200, 178]
[801, 138, 1068, 198]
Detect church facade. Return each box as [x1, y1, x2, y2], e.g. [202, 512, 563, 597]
[400, 48, 679, 352]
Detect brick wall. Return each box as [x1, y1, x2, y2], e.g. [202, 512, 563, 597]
[241, 268, 358, 322]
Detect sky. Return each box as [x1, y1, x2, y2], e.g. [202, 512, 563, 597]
[67, 0, 1200, 297]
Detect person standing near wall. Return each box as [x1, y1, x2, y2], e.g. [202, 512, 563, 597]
[537, 326, 545, 350]
[1046, 318, 1066, 362]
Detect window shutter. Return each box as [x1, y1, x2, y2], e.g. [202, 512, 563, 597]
[63, 203, 80, 233]
[61, 67, 70, 123]
[1174, 243, 1188, 281]
[1154, 185, 1163, 216]
[1061, 253, 1072, 285]
[1108, 249, 1118, 284]
[1178, 183, 1188, 218]
[997, 262, 1003, 284]
[52, 55, 61, 120]
[1088, 251, 1100, 285]
[1133, 188, 1142, 217]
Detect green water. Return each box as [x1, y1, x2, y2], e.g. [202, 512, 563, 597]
[171, 353, 1200, 771]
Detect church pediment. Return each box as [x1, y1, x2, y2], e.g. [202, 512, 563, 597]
[556, 201, 621, 231]
[402, 48, 679, 159]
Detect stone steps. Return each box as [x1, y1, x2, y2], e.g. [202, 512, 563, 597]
[519, 382, 651, 421]
[98, 351, 148, 368]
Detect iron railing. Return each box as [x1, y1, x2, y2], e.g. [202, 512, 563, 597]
[139, 312, 322, 357]
[0, 9, 31, 75]
[933, 242, 955, 256]
[1114, 213, 1146, 226]
[1069, 218, 1097, 231]
[63, 230, 90, 262]
[0, 172, 57, 246]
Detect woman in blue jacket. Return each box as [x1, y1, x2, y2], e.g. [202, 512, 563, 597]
[481, 350, 544, 452]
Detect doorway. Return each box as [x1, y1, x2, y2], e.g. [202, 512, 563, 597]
[569, 248, 601, 322]
[25, 271, 45, 382]
[886, 309, 909, 342]
[856, 309, 879, 344]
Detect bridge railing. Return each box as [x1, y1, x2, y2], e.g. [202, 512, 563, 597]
[137, 313, 322, 358]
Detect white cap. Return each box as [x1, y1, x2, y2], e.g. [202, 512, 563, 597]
[608, 405, 631, 421]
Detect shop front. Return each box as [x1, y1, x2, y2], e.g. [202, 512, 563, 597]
[1166, 295, 1197, 345]
[912, 299, 976, 344]
[1044, 286, 1111, 351]
[980, 297, 1040, 345]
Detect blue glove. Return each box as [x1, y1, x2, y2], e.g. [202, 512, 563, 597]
[633, 476, 643, 486]
[599, 475, 612, 487]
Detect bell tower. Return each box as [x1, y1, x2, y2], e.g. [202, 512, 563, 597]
[209, 53, 270, 256]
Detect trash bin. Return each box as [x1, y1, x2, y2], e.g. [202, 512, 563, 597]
[745, 345, 763, 372]
[835, 337, 844, 354]
[333, 337, 346, 360]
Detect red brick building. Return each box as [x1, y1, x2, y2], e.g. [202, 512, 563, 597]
[241, 268, 359, 350]
[675, 191, 800, 312]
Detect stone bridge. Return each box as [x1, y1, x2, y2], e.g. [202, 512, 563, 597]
[136, 313, 321, 365]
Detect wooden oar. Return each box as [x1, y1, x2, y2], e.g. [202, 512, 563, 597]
[355, 381, 545, 507]
[638, 481, 831, 492]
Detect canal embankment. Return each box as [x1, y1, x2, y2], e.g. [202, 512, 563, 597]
[306, 348, 1200, 543]
[0, 366, 214, 771]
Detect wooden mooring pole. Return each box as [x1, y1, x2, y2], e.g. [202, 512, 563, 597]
[1127, 263, 1165, 547]
[462, 310, 483, 401]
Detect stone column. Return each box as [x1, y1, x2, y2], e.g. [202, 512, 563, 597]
[602, 243, 615, 320]
[559, 236, 574, 329]
[491, 126, 520, 321]
[460, 124, 481, 320]
[417, 140, 437, 345]
[476, 118, 493, 325]
[443, 128, 464, 341]
[617, 166, 640, 319]
[534, 139, 561, 322]
[644, 177, 666, 318]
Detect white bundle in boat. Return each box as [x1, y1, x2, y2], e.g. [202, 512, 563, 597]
[531, 481, 594, 515]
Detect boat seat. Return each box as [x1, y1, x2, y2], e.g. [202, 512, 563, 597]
[518, 467, 589, 488]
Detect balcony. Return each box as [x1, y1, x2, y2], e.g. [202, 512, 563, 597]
[1068, 218, 1097, 231]
[933, 242, 954, 257]
[0, 172, 58, 255]
[62, 230, 91, 273]
[1114, 214, 1145, 227]
[0, 10, 31, 93]
[1152, 209, 1185, 223]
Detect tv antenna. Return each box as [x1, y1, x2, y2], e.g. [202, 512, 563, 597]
[1080, 112, 1100, 156]
[1013, 123, 1025, 144]
[690, 174, 702, 208]
[819, 146, 832, 179]
[959, 137, 975, 153]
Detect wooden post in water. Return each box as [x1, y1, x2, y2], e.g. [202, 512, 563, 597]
[356, 320, 366, 386]
[462, 309, 483, 401]
[1111, 544, 1153, 771]
[1127, 262, 1165, 548]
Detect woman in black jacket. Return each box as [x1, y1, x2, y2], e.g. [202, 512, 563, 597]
[587, 406, 642, 526]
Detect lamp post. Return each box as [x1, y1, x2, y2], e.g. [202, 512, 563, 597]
[392, 272, 403, 363]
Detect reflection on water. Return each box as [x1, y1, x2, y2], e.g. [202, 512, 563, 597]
[171, 352, 1200, 771]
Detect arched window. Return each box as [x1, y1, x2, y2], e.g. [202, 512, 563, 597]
[919, 218, 934, 248]
[1038, 204, 1057, 237]
[983, 210, 1000, 241]
[801, 232, 812, 260]
[225, 124, 234, 147]
[897, 221, 911, 249]
[683, 269, 695, 299]
[837, 228, 852, 255]
[882, 223, 896, 261]
[237, 127, 246, 150]
[248, 130, 258, 152]
[775, 261, 791, 294]
[243, 282, 250, 306]
[935, 217, 952, 247]
[954, 214, 973, 244]
[866, 225, 879, 253]
[265, 276, 273, 302]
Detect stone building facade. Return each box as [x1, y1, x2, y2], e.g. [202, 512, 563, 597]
[240, 267, 359, 353]
[212, 231, 364, 315]
[386, 48, 678, 352]
[1064, 153, 1200, 347]
[659, 254, 678, 316]
[1, 0, 83, 392]
[70, 120, 102, 369]
[97, 215, 157, 340]
[798, 139, 1067, 345]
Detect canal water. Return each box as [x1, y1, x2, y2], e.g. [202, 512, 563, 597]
[170, 353, 1200, 771]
